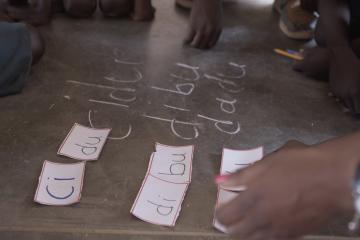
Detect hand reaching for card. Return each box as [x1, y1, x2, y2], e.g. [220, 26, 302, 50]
[215, 134, 360, 239]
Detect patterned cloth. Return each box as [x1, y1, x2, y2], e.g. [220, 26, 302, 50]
[0, 22, 32, 97]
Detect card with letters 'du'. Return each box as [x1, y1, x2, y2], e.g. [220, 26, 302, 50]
[34, 160, 86, 206]
[131, 143, 194, 227]
[58, 123, 111, 161]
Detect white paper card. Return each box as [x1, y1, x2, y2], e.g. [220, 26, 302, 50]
[58, 123, 111, 161]
[213, 188, 239, 233]
[155, 143, 194, 155]
[131, 175, 188, 227]
[148, 145, 194, 184]
[220, 147, 263, 175]
[34, 161, 86, 206]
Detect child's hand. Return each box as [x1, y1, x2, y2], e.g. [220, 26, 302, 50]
[329, 47, 360, 114]
[5, 0, 51, 26]
[184, 0, 222, 49]
[293, 47, 330, 80]
[216, 136, 358, 240]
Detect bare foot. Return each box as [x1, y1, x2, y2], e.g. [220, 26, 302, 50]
[5, 0, 52, 26]
[132, 0, 155, 21]
[293, 47, 330, 80]
[99, 0, 132, 18]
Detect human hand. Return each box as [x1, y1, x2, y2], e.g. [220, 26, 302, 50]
[216, 138, 358, 240]
[329, 47, 360, 114]
[184, 0, 222, 49]
[293, 47, 330, 80]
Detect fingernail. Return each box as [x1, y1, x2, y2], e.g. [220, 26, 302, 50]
[214, 174, 229, 185]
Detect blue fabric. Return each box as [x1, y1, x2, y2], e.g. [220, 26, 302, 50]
[0, 22, 32, 97]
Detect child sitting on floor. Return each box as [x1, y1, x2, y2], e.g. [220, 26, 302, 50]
[4, 0, 155, 24]
[176, 0, 316, 49]
[293, 0, 360, 114]
[0, 3, 44, 97]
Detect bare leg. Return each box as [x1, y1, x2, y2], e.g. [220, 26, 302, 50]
[132, 0, 155, 21]
[27, 24, 45, 65]
[99, 0, 132, 17]
[63, 0, 97, 18]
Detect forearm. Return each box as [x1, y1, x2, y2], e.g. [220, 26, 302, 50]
[317, 132, 360, 164]
[318, 0, 350, 47]
[315, 132, 360, 211]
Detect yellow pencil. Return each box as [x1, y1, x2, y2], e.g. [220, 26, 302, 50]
[274, 48, 303, 61]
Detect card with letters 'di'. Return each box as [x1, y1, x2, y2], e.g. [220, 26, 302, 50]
[131, 143, 194, 226]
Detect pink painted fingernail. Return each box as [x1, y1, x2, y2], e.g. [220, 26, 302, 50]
[214, 174, 229, 185]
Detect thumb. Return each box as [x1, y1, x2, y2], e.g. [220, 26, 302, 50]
[293, 59, 305, 72]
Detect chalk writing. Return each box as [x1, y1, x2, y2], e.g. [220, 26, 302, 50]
[88, 110, 132, 141]
[170, 63, 200, 81]
[66, 56, 248, 140]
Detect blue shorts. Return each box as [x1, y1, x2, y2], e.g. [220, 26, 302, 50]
[0, 22, 32, 97]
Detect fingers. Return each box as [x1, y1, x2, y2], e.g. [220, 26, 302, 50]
[184, 28, 196, 45]
[190, 32, 203, 48]
[219, 163, 264, 189]
[216, 191, 258, 226]
[293, 59, 305, 72]
[184, 28, 221, 49]
[343, 97, 355, 113]
[226, 211, 269, 239]
[208, 30, 221, 48]
[292, 49, 310, 72]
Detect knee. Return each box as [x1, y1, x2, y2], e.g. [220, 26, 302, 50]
[28, 26, 45, 65]
[99, 0, 131, 17]
[63, 0, 97, 18]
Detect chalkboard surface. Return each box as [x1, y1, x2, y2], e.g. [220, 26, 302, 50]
[0, 0, 358, 239]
